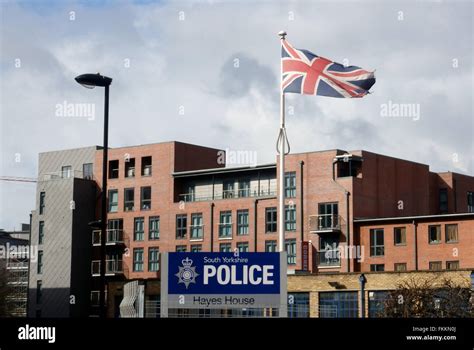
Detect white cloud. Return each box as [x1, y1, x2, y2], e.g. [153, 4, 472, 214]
[0, 0, 472, 229]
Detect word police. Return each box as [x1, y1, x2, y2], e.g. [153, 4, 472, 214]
[203, 264, 274, 285]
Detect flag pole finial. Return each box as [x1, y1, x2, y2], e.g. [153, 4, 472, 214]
[278, 31, 287, 39]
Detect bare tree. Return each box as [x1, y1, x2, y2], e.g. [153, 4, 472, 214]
[381, 275, 473, 318]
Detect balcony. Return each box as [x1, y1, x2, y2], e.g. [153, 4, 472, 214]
[92, 229, 127, 246]
[309, 214, 343, 233]
[40, 170, 92, 181]
[179, 187, 277, 203]
[317, 250, 341, 267]
[91, 259, 124, 276]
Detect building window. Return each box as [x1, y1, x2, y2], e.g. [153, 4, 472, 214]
[223, 180, 234, 199]
[286, 239, 296, 265]
[319, 291, 358, 318]
[265, 207, 277, 233]
[394, 227, 406, 246]
[176, 245, 187, 252]
[238, 179, 250, 198]
[125, 158, 135, 178]
[176, 214, 187, 239]
[468, 192, 474, 213]
[287, 293, 310, 318]
[36, 281, 42, 304]
[428, 225, 441, 244]
[140, 186, 151, 210]
[39, 192, 45, 215]
[370, 264, 385, 272]
[124, 188, 134, 211]
[134, 217, 144, 241]
[446, 261, 459, 270]
[394, 263, 407, 272]
[284, 172, 296, 198]
[265, 240, 277, 252]
[37, 250, 43, 274]
[370, 229, 384, 256]
[237, 210, 249, 235]
[133, 248, 144, 272]
[318, 202, 339, 230]
[61, 165, 72, 178]
[219, 211, 232, 238]
[439, 188, 448, 213]
[149, 216, 160, 240]
[368, 291, 389, 318]
[148, 248, 159, 272]
[191, 244, 202, 252]
[83, 163, 93, 180]
[108, 160, 119, 179]
[285, 205, 296, 231]
[108, 189, 118, 212]
[38, 221, 44, 245]
[220, 243, 232, 252]
[429, 261, 442, 271]
[237, 242, 249, 252]
[445, 224, 458, 243]
[141, 156, 152, 176]
[190, 213, 203, 239]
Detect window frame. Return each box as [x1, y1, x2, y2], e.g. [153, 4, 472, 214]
[284, 172, 297, 198]
[133, 248, 144, 272]
[140, 186, 151, 210]
[148, 247, 160, 272]
[428, 225, 442, 244]
[134, 217, 145, 241]
[265, 207, 277, 233]
[219, 211, 232, 238]
[445, 224, 458, 243]
[370, 228, 385, 257]
[237, 209, 249, 236]
[394, 226, 406, 246]
[149, 216, 160, 240]
[190, 213, 204, 239]
[108, 189, 118, 213]
[124, 188, 135, 212]
[176, 214, 187, 239]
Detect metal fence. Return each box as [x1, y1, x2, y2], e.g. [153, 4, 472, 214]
[144, 300, 310, 318]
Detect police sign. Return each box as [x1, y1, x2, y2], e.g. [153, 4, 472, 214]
[161, 252, 287, 315]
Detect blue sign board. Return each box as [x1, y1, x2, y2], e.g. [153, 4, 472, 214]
[161, 252, 287, 313]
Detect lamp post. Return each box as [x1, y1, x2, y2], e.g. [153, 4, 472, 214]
[75, 73, 112, 318]
[359, 273, 367, 318]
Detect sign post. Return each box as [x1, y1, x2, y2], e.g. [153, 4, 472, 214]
[161, 252, 287, 317]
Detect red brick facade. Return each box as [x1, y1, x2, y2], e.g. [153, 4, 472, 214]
[91, 141, 474, 281]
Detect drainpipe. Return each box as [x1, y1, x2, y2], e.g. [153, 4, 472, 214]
[346, 191, 351, 273]
[359, 273, 367, 318]
[299, 160, 304, 249]
[413, 220, 418, 271]
[254, 199, 258, 252]
[210, 203, 215, 252]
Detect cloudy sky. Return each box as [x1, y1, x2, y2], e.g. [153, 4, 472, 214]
[0, 0, 472, 230]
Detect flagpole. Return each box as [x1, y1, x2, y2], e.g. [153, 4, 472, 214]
[278, 30, 287, 253]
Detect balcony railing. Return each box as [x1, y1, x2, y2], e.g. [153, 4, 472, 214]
[179, 187, 277, 203]
[309, 214, 343, 232]
[40, 170, 93, 181]
[317, 250, 341, 267]
[91, 259, 124, 276]
[92, 229, 126, 246]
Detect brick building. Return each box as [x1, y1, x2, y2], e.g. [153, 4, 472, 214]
[27, 141, 474, 317]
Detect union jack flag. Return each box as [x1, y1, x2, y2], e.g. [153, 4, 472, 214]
[281, 39, 376, 98]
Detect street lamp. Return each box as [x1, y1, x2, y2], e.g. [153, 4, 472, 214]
[359, 273, 367, 318]
[76, 73, 112, 318]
